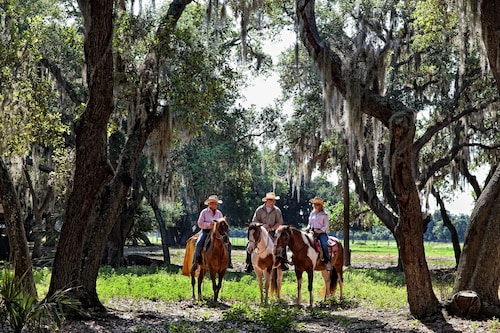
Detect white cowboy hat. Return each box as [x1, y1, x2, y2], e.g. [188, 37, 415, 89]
[204, 195, 222, 205]
[262, 192, 280, 202]
[309, 197, 324, 206]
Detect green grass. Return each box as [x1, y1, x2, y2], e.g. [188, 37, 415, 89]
[92, 265, 408, 311]
[27, 242, 500, 332]
[348, 240, 457, 267]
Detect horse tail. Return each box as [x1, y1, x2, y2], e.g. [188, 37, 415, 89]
[335, 240, 344, 282]
[270, 268, 278, 296]
[329, 265, 338, 295]
[182, 236, 197, 276]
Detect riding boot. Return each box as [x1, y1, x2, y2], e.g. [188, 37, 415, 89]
[191, 243, 202, 272]
[280, 247, 289, 271]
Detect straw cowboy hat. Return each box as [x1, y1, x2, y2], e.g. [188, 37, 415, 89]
[262, 192, 280, 202]
[204, 195, 222, 205]
[309, 197, 324, 206]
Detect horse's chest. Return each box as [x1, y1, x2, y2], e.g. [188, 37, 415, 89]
[255, 253, 274, 268]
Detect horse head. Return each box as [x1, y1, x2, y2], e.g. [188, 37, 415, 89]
[274, 225, 290, 256]
[213, 216, 229, 242]
[247, 222, 263, 254]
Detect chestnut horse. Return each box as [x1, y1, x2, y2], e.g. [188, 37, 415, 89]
[247, 223, 283, 304]
[190, 217, 230, 302]
[274, 225, 343, 306]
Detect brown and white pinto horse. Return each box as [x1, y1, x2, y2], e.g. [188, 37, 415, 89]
[247, 223, 283, 304]
[190, 217, 230, 302]
[274, 225, 344, 306]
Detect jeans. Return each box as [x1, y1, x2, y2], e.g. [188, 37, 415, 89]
[193, 229, 210, 263]
[317, 232, 331, 262]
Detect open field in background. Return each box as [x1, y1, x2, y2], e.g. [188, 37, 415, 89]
[146, 237, 458, 269]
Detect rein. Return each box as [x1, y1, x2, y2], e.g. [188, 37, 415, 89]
[280, 227, 308, 254]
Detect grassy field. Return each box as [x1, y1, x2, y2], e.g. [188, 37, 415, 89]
[89, 239, 459, 308]
[33, 240, 457, 308]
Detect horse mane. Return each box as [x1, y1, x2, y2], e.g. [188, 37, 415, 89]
[288, 226, 315, 248]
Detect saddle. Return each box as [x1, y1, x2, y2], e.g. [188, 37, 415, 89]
[312, 235, 340, 261]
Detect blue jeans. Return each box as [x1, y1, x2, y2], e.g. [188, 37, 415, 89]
[193, 229, 210, 263]
[317, 233, 331, 262]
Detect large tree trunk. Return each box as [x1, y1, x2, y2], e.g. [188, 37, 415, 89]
[48, 0, 115, 301]
[296, 0, 439, 317]
[0, 158, 37, 297]
[74, 0, 194, 310]
[79, 126, 150, 310]
[389, 112, 439, 318]
[451, 164, 500, 317]
[449, 1, 500, 319]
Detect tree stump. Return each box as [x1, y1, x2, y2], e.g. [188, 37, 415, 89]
[447, 290, 481, 318]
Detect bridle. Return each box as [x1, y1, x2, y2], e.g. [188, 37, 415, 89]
[276, 226, 308, 254]
[248, 225, 273, 254]
[212, 219, 229, 242]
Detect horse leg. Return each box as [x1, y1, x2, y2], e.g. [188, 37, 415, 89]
[209, 269, 219, 302]
[337, 266, 344, 299]
[263, 270, 271, 305]
[295, 270, 303, 305]
[256, 269, 264, 304]
[198, 268, 206, 300]
[307, 270, 314, 306]
[276, 268, 283, 299]
[321, 270, 331, 302]
[191, 272, 196, 299]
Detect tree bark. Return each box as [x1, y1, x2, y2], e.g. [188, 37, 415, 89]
[449, 1, 500, 319]
[0, 158, 37, 297]
[48, 0, 115, 301]
[452, 164, 500, 317]
[70, 0, 194, 310]
[389, 112, 439, 317]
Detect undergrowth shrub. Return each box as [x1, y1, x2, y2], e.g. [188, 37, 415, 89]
[0, 268, 82, 333]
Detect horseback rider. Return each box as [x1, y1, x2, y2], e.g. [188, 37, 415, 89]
[245, 192, 289, 273]
[306, 197, 332, 271]
[191, 195, 232, 272]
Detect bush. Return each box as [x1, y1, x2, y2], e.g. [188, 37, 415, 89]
[0, 268, 83, 333]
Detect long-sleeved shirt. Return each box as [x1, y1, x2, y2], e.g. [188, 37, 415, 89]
[197, 207, 223, 230]
[307, 210, 329, 233]
[252, 204, 283, 230]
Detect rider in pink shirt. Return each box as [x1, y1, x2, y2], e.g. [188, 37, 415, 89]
[191, 195, 223, 272]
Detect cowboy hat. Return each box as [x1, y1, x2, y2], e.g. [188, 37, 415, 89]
[204, 195, 222, 205]
[262, 192, 280, 202]
[309, 197, 324, 206]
